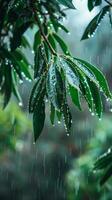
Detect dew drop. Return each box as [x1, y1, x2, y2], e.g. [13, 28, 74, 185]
[68, 32, 70, 35]
[91, 112, 95, 116]
[67, 133, 69, 136]
[58, 27, 62, 30]
[19, 102, 23, 107]
[31, 50, 34, 54]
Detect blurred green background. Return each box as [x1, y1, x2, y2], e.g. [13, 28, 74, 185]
[0, 1, 112, 199]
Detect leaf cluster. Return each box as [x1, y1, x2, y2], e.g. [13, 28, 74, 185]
[0, 0, 111, 142]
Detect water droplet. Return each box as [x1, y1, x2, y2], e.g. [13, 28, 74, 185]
[91, 112, 95, 116]
[19, 102, 23, 107]
[106, 98, 110, 102]
[58, 121, 61, 124]
[58, 27, 62, 30]
[68, 32, 70, 35]
[110, 108, 112, 112]
[67, 133, 69, 136]
[88, 33, 91, 38]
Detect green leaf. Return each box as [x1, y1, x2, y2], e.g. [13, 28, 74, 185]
[34, 44, 47, 79]
[21, 36, 31, 49]
[57, 0, 76, 9]
[33, 101, 45, 142]
[29, 73, 46, 113]
[88, 0, 94, 11]
[94, 149, 112, 170]
[74, 58, 112, 99]
[11, 21, 31, 51]
[56, 110, 62, 122]
[11, 70, 22, 103]
[100, 163, 112, 186]
[87, 0, 102, 11]
[63, 56, 98, 86]
[53, 33, 70, 55]
[46, 63, 63, 110]
[33, 30, 41, 51]
[50, 103, 55, 125]
[81, 6, 110, 40]
[20, 60, 32, 80]
[69, 84, 82, 111]
[79, 71, 94, 113]
[61, 59, 80, 90]
[48, 34, 57, 51]
[109, 10, 112, 28]
[62, 91, 72, 134]
[88, 79, 103, 118]
[3, 64, 12, 108]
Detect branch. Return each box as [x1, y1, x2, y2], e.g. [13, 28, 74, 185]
[31, 0, 57, 56]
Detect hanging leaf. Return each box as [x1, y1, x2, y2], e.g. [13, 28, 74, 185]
[109, 9, 112, 28]
[46, 63, 63, 110]
[10, 21, 31, 51]
[81, 6, 110, 40]
[53, 33, 70, 55]
[11, 69, 22, 103]
[62, 88, 72, 134]
[56, 110, 62, 122]
[74, 57, 112, 99]
[94, 149, 112, 170]
[33, 101, 45, 142]
[88, 78, 103, 118]
[63, 56, 98, 85]
[88, 0, 94, 11]
[57, 0, 76, 9]
[60, 58, 80, 90]
[29, 73, 46, 113]
[88, 0, 102, 11]
[69, 84, 82, 111]
[33, 30, 41, 51]
[79, 70, 94, 113]
[34, 44, 47, 79]
[3, 64, 12, 108]
[50, 103, 55, 125]
[100, 163, 112, 186]
[48, 34, 57, 51]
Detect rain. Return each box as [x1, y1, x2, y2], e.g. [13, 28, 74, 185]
[0, 0, 112, 200]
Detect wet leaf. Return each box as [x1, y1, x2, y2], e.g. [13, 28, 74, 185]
[47, 63, 63, 110]
[57, 0, 76, 9]
[50, 103, 55, 125]
[69, 84, 82, 111]
[74, 58, 112, 99]
[33, 101, 45, 142]
[53, 33, 70, 55]
[81, 6, 110, 40]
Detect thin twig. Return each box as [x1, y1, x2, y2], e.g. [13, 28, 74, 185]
[31, 0, 57, 56]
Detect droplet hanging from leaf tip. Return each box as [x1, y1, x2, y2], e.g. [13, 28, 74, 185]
[19, 102, 23, 107]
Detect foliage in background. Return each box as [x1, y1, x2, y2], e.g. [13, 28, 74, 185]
[0, 101, 31, 152]
[0, 0, 112, 142]
[66, 115, 112, 199]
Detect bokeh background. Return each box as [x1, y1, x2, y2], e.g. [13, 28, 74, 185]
[0, 0, 112, 199]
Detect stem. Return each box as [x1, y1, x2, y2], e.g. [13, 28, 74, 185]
[31, 0, 57, 56]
